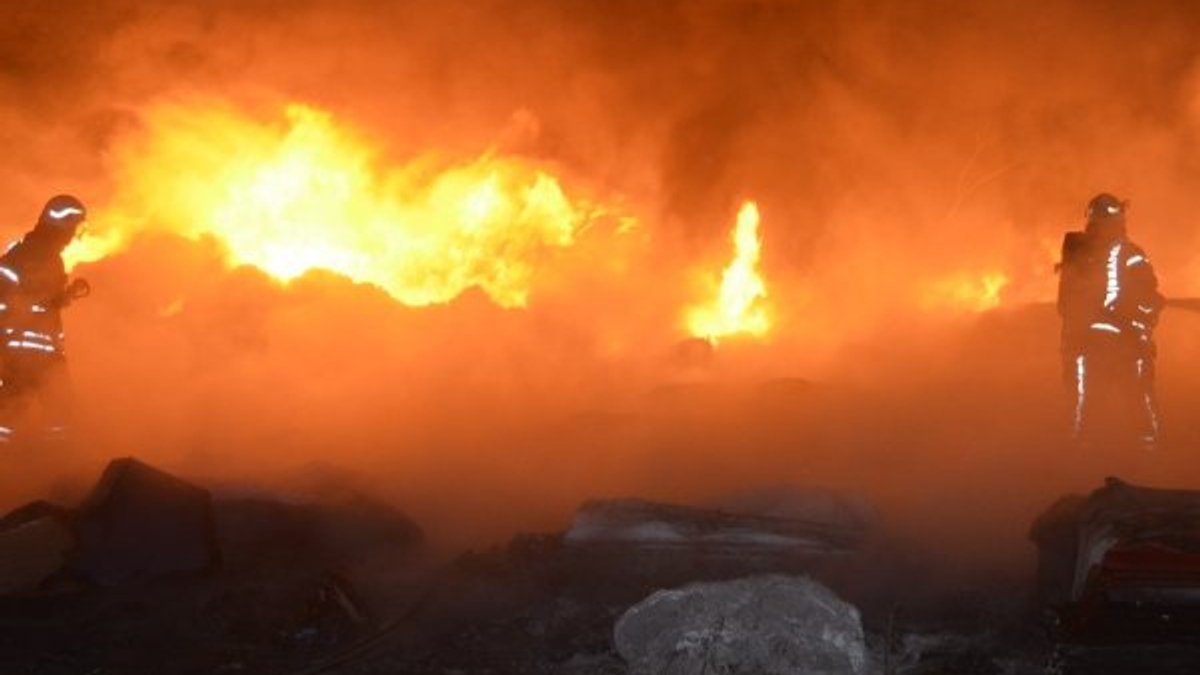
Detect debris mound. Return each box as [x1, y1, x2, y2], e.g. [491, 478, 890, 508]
[615, 575, 869, 675]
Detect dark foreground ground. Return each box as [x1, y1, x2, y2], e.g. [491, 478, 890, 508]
[0, 516, 1055, 675]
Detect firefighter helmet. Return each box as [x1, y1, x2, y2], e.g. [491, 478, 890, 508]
[37, 194, 86, 231]
[1086, 193, 1126, 223]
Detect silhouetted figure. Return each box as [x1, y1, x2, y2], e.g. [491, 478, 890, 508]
[0, 195, 90, 442]
[1057, 193, 1163, 448]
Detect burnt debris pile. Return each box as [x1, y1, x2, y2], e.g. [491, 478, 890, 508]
[0, 457, 423, 674]
[4, 466, 1200, 673]
[1032, 477, 1200, 673]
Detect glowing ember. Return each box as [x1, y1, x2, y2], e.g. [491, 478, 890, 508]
[686, 200, 771, 342]
[66, 101, 596, 307]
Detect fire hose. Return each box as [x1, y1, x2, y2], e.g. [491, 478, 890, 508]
[1165, 297, 1200, 313]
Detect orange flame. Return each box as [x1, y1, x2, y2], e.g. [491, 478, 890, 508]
[686, 200, 771, 342]
[66, 101, 602, 307]
[922, 271, 1010, 313]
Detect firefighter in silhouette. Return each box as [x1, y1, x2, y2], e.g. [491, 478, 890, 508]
[0, 195, 91, 442]
[1057, 193, 1163, 448]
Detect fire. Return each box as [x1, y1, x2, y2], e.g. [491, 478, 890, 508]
[922, 271, 1010, 313]
[66, 101, 600, 307]
[686, 201, 771, 342]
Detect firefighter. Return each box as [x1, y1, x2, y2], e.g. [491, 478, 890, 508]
[0, 195, 91, 443]
[1057, 193, 1163, 448]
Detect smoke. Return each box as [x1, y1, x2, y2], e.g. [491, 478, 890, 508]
[1, 0, 1200, 566]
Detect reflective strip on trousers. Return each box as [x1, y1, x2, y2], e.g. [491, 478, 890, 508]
[1074, 355, 1086, 439]
[1137, 358, 1161, 439]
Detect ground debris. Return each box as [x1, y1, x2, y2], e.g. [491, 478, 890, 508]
[68, 457, 221, 585]
[614, 574, 869, 675]
[0, 457, 423, 674]
[1032, 477, 1200, 644]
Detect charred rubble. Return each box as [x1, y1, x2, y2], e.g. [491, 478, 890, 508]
[1, 460, 1198, 673]
[0, 457, 422, 675]
[1032, 477, 1200, 674]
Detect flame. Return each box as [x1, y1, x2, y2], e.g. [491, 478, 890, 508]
[64, 227, 124, 272]
[66, 101, 599, 307]
[923, 271, 1010, 313]
[686, 200, 771, 342]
